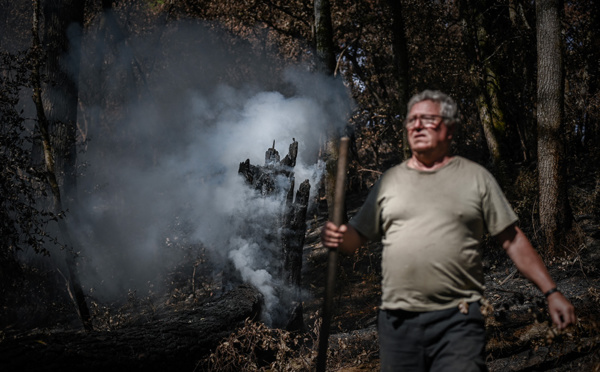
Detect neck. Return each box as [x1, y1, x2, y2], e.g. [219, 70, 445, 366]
[409, 153, 454, 171]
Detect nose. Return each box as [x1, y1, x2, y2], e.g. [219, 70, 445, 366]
[412, 117, 425, 129]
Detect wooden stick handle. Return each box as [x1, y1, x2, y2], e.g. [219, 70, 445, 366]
[316, 136, 350, 372]
[332, 137, 349, 226]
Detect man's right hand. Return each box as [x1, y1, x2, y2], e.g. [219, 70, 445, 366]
[322, 221, 368, 256]
[321, 221, 348, 249]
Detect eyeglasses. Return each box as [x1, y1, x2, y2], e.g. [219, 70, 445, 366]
[405, 114, 448, 129]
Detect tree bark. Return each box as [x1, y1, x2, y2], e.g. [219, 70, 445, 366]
[314, 0, 336, 75]
[281, 179, 310, 331]
[536, 0, 571, 254]
[385, 0, 411, 160]
[31, 0, 91, 330]
[581, 1, 600, 159]
[313, 0, 342, 224]
[42, 0, 84, 201]
[238, 140, 309, 330]
[459, 0, 508, 173]
[313, 0, 348, 233]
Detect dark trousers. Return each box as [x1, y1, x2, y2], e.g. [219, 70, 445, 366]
[378, 301, 487, 372]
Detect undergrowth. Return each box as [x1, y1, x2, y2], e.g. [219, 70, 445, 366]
[197, 318, 316, 371]
[198, 312, 381, 371]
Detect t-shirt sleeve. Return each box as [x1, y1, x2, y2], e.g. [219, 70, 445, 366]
[481, 172, 519, 236]
[348, 180, 383, 242]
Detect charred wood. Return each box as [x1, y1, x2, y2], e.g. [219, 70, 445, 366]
[238, 139, 298, 196]
[281, 138, 299, 167]
[282, 179, 311, 289]
[235, 139, 309, 331]
[281, 179, 311, 332]
[265, 140, 280, 164]
[0, 284, 263, 372]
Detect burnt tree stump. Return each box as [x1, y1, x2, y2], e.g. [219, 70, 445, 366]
[237, 139, 310, 331]
[281, 179, 311, 331]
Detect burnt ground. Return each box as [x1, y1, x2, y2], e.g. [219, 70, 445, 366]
[1, 190, 600, 371]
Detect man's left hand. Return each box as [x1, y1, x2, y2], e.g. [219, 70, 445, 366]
[547, 291, 577, 329]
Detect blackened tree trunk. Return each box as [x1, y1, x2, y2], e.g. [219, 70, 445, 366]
[385, 0, 411, 160]
[314, 0, 345, 224]
[281, 179, 310, 331]
[238, 139, 310, 330]
[536, 0, 572, 254]
[31, 0, 91, 330]
[581, 1, 600, 160]
[42, 0, 83, 201]
[282, 180, 310, 288]
[314, 0, 336, 75]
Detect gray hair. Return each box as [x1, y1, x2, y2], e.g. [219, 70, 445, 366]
[407, 90, 459, 127]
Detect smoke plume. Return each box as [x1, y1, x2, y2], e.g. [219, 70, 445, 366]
[72, 17, 352, 324]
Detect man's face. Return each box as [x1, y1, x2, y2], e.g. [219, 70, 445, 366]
[406, 100, 453, 155]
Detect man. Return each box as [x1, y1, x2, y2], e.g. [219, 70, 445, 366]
[321, 90, 576, 371]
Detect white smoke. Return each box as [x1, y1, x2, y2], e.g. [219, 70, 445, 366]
[228, 237, 280, 325]
[74, 17, 352, 323]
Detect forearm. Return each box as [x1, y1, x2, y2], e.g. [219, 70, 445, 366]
[499, 225, 556, 293]
[337, 224, 366, 255]
[498, 224, 577, 329]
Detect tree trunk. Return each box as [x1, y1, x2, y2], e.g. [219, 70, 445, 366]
[238, 140, 310, 330]
[509, 0, 533, 31]
[476, 66, 506, 167]
[459, 1, 508, 173]
[581, 1, 600, 160]
[314, 0, 336, 75]
[42, 0, 83, 201]
[536, 0, 571, 254]
[281, 179, 310, 332]
[313, 0, 344, 223]
[385, 0, 411, 160]
[31, 0, 91, 330]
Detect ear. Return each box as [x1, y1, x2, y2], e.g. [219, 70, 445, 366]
[446, 123, 455, 140]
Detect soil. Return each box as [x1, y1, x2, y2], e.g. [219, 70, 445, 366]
[1, 191, 600, 371]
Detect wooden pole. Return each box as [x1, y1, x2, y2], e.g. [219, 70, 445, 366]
[316, 136, 349, 372]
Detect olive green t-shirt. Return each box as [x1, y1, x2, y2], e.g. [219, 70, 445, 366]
[349, 156, 518, 312]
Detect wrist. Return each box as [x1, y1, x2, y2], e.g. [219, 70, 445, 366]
[544, 287, 560, 298]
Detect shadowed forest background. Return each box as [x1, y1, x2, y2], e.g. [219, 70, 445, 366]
[1, 0, 599, 371]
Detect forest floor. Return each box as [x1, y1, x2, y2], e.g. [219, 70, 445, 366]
[1, 190, 600, 371]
